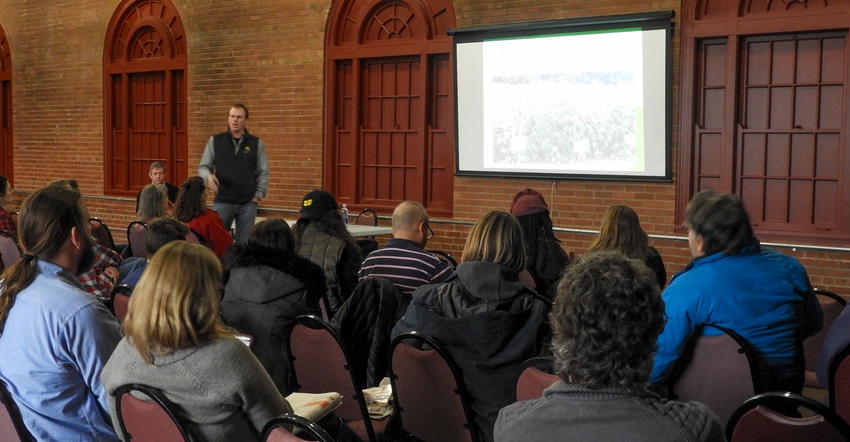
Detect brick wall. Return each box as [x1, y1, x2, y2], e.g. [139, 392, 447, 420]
[0, 0, 847, 293]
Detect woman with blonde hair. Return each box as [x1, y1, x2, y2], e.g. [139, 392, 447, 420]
[135, 183, 168, 223]
[101, 241, 292, 441]
[392, 210, 549, 442]
[587, 204, 667, 288]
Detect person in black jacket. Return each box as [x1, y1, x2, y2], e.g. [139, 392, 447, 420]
[221, 218, 325, 394]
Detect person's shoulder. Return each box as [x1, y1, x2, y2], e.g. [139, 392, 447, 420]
[640, 396, 725, 441]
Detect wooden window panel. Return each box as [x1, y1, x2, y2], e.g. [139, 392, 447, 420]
[0, 25, 11, 182]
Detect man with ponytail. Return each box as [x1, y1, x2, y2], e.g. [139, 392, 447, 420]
[0, 185, 122, 441]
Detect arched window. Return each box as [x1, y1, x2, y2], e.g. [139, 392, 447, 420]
[0, 24, 12, 182]
[103, 0, 188, 195]
[678, 0, 850, 241]
[325, 0, 456, 216]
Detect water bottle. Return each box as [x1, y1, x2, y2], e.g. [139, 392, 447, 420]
[340, 204, 349, 224]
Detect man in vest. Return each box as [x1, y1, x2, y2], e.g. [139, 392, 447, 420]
[198, 103, 269, 243]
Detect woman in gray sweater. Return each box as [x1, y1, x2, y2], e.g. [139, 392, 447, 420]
[102, 241, 292, 441]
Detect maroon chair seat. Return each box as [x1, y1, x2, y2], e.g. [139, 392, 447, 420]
[804, 289, 847, 389]
[0, 380, 33, 442]
[515, 357, 560, 402]
[114, 383, 194, 442]
[726, 392, 850, 442]
[126, 221, 148, 259]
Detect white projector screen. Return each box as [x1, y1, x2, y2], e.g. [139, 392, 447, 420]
[451, 12, 673, 181]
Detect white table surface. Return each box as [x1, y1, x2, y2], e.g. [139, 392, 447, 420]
[258, 217, 392, 238]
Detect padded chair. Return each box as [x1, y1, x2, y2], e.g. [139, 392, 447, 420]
[389, 332, 481, 442]
[667, 324, 762, 424]
[0, 380, 33, 442]
[804, 289, 847, 389]
[0, 229, 21, 270]
[829, 342, 850, 422]
[126, 221, 148, 259]
[110, 284, 133, 325]
[515, 356, 560, 402]
[726, 391, 850, 442]
[427, 249, 458, 269]
[90, 217, 117, 251]
[287, 314, 386, 442]
[261, 413, 335, 442]
[114, 384, 194, 442]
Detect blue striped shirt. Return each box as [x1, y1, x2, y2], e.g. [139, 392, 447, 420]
[358, 238, 454, 296]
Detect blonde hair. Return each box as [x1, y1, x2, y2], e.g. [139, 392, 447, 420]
[123, 241, 227, 363]
[461, 210, 526, 271]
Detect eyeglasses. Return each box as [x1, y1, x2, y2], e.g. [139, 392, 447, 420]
[423, 222, 435, 240]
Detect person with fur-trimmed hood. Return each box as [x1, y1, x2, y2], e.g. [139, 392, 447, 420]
[221, 218, 326, 394]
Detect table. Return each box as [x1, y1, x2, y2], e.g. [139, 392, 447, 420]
[262, 218, 392, 238]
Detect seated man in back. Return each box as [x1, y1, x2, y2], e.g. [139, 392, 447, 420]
[121, 217, 189, 287]
[495, 252, 725, 442]
[358, 201, 453, 296]
[135, 161, 179, 212]
[651, 189, 823, 393]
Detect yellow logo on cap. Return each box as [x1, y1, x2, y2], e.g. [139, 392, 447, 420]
[303, 199, 313, 207]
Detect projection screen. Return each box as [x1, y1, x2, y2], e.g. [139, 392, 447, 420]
[450, 11, 674, 181]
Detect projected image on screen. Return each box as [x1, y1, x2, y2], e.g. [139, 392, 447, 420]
[452, 12, 672, 181]
[485, 31, 643, 171]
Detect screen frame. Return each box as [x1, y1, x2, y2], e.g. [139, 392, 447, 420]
[449, 10, 675, 182]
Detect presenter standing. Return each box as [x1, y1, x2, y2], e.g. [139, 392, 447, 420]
[198, 103, 269, 244]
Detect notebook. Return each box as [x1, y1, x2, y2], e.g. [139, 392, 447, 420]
[284, 392, 343, 422]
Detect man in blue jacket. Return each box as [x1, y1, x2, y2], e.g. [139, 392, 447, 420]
[651, 189, 823, 394]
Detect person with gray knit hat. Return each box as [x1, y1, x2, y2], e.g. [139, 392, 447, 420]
[291, 190, 363, 317]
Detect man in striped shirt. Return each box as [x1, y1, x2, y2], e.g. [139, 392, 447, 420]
[358, 201, 454, 296]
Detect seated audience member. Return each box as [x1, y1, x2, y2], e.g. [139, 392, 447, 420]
[101, 242, 292, 441]
[292, 190, 362, 317]
[0, 186, 122, 440]
[392, 210, 550, 442]
[509, 188, 569, 301]
[221, 218, 325, 394]
[43, 180, 145, 300]
[135, 161, 180, 212]
[587, 204, 666, 288]
[0, 175, 17, 237]
[121, 217, 189, 287]
[135, 183, 168, 224]
[358, 201, 453, 296]
[174, 176, 233, 259]
[651, 189, 823, 393]
[495, 252, 725, 442]
[817, 302, 850, 395]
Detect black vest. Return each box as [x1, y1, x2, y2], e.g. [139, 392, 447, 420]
[212, 131, 260, 204]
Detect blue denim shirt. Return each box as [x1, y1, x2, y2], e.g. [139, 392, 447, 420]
[0, 259, 122, 441]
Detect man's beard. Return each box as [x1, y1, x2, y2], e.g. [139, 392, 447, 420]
[75, 237, 97, 276]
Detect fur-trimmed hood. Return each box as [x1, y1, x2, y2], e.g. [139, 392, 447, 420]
[224, 243, 327, 302]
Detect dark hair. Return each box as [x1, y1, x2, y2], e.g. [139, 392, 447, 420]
[173, 177, 207, 222]
[0, 186, 89, 331]
[292, 207, 358, 250]
[231, 103, 249, 119]
[146, 217, 189, 256]
[46, 179, 79, 190]
[0, 176, 7, 198]
[587, 205, 652, 261]
[685, 189, 758, 256]
[552, 251, 665, 389]
[247, 218, 295, 254]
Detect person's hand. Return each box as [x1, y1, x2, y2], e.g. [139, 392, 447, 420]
[207, 174, 220, 194]
[251, 197, 260, 203]
[104, 266, 120, 282]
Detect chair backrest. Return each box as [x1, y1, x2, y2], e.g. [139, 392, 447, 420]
[0, 229, 21, 270]
[727, 392, 850, 442]
[110, 284, 133, 326]
[90, 217, 117, 251]
[668, 325, 760, 424]
[185, 229, 201, 244]
[829, 341, 850, 422]
[427, 249, 458, 269]
[115, 384, 193, 442]
[389, 332, 480, 442]
[126, 221, 148, 259]
[0, 380, 33, 442]
[261, 414, 335, 442]
[354, 208, 378, 226]
[515, 356, 560, 402]
[287, 314, 378, 442]
[805, 289, 847, 378]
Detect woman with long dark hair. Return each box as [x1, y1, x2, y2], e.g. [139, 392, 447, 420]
[174, 176, 233, 259]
